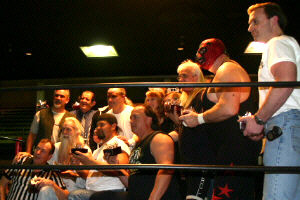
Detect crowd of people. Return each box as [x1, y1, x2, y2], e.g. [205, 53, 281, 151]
[0, 2, 299, 200]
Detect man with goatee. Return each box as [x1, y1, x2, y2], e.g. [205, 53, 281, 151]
[26, 90, 75, 153]
[68, 113, 130, 200]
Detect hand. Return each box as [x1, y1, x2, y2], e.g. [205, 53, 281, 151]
[61, 170, 79, 176]
[164, 108, 181, 125]
[70, 154, 81, 165]
[34, 177, 54, 190]
[238, 116, 264, 141]
[103, 153, 119, 165]
[12, 152, 32, 164]
[71, 151, 93, 165]
[179, 109, 200, 128]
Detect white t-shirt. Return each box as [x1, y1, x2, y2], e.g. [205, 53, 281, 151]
[30, 110, 65, 143]
[258, 35, 300, 117]
[86, 136, 131, 191]
[107, 105, 134, 140]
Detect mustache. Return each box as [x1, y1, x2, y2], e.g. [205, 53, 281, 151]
[54, 100, 62, 104]
[95, 129, 105, 139]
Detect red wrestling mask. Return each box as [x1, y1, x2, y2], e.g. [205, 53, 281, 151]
[195, 38, 226, 70]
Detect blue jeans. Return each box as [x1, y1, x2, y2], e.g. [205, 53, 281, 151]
[263, 109, 300, 200]
[38, 186, 58, 200]
[68, 189, 95, 200]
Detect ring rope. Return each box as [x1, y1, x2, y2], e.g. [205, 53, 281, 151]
[0, 81, 300, 91]
[1, 164, 300, 174]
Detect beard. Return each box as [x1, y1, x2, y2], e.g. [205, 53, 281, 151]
[57, 135, 80, 165]
[95, 129, 106, 140]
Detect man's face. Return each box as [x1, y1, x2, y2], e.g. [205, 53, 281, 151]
[107, 89, 124, 109]
[94, 120, 115, 140]
[248, 8, 273, 43]
[53, 90, 69, 109]
[177, 67, 198, 93]
[130, 107, 149, 136]
[62, 120, 77, 139]
[33, 142, 52, 165]
[80, 91, 95, 113]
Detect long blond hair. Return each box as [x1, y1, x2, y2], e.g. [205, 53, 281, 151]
[57, 117, 85, 165]
[177, 60, 206, 108]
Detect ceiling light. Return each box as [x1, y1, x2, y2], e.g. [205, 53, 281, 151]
[80, 45, 118, 57]
[244, 41, 266, 54]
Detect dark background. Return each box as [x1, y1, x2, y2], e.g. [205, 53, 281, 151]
[1, 0, 299, 81]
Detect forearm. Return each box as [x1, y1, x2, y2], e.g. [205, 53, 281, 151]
[26, 133, 36, 153]
[0, 185, 6, 200]
[51, 184, 69, 200]
[203, 101, 239, 123]
[76, 170, 89, 179]
[256, 87, 293, 121]
[0, 177, 9, 200]
[149, 169, 173, 200]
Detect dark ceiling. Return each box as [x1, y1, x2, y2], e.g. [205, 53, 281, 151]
[1, 0, 299, 81]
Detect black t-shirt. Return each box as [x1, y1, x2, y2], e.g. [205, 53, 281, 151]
[179, 91, 215, 165]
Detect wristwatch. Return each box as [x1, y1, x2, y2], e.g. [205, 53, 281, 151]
[254, 115, 266, 125]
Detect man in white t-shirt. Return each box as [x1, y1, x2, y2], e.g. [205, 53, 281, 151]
[68, 113, 130, 200]
[90, 88, 137, 151]
[26, 90, 75, 153]
[106, 88, 134, 141]
[240, 2, 300, 200]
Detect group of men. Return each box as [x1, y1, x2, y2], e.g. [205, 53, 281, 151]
[1, 86, 179, 199]
[1, 2, 300, 200]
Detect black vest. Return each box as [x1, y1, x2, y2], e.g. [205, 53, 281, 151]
[34, 108, 74, 147]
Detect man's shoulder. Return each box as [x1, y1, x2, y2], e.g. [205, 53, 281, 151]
[216, 61, 249, 82]
[269, 35, 295, 44]
[125, 105, 133, 111]
[109, 136, 128, 146]
[18, 155, 33, 165]
[150, 132, 173, 147]
[87, 110, 97, 117]
[152, 132, 172, 140]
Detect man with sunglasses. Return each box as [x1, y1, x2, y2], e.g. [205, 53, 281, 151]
[179, 38, 261, 199]
[26, 90, 75, 153]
